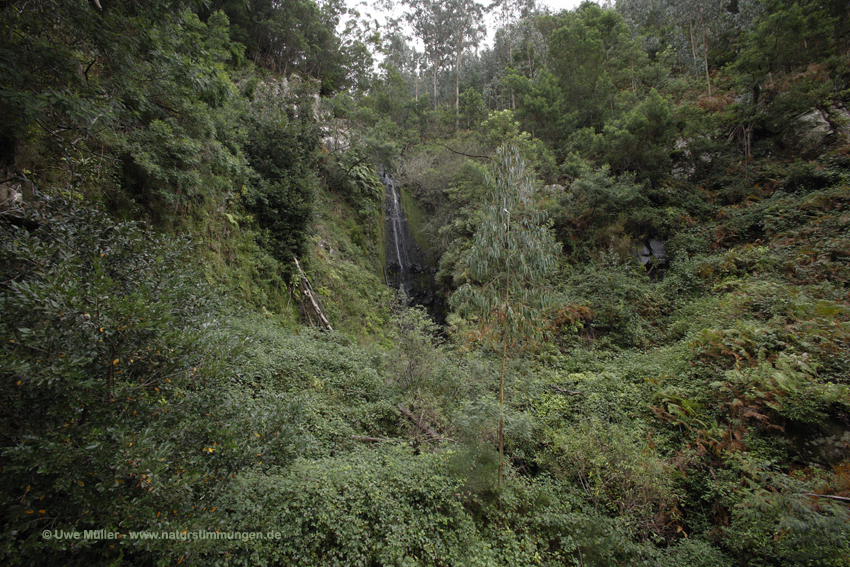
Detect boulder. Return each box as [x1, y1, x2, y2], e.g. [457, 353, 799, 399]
[787, 105, 849, 153]
[638, 238, 668, 280]
[792, 109, 832, 152]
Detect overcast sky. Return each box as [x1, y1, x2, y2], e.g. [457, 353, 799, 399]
[344, 0, 602, 51]
[537, 0, 589, 12]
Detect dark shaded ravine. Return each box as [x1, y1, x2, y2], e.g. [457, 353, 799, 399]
[382, 173, 447, 323]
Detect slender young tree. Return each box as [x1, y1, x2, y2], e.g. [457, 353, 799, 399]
[451, 144, 561, 484]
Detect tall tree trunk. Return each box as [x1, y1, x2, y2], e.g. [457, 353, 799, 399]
[455, 37, 462, 129]
[433, 60, 438, 111]
[689, 22, 697, 63]
[701, 19, 711, 97]
[499, 312, 507, 486]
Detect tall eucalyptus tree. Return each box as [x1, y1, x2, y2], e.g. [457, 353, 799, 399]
[489, 0, 538, 64]
[451, 145, 561, 484]
[666, 0, 731, 97]
[489, 0, 537, 108]
[403, 0, 454, 110]
[381, 16, 426, 99]
[618, 0, 737, 96]
[447, 0, 486, 126]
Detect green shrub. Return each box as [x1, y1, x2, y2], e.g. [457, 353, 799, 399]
[219, 446, 479, 566]
[0, 194, 235, 565]
[721, 472, 850, 567]
[540, 416, 681, 538]
[242, 81, 321, 268]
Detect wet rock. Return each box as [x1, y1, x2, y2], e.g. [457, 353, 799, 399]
[785, 418, 850, 467]
[638, 238, 668, 280]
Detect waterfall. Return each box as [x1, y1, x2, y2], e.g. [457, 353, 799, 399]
[382, 172, 447, 323]
[384, 175, 409, 287]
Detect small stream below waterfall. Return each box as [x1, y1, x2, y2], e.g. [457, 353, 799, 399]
[382, 173, 446, 322]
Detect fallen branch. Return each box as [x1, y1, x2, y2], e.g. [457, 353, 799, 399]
[397, 403, 452, 442]
[549, 385, 582, 396]
[421, 136, 491, 161]
[350, 435, 398, 443]
[801, 493, 850, 504]
[294, 256, 333, 332]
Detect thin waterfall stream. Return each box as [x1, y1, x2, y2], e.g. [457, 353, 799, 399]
[382, 172, 446, 322]
[385, 176, 409, 285]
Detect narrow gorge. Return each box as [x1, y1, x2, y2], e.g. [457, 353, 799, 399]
[382, 172, 446, 321]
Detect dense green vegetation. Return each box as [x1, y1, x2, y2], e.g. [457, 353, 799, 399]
[1, 0, 849, 565]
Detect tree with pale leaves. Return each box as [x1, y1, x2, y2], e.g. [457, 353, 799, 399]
[451, 144, 561, 484]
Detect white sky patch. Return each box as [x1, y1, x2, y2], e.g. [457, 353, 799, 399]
[539, 0, 590, 13]
[340, 0, 599, 57]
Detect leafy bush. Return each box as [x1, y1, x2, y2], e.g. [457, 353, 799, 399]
[220, 446, 479, 566]
[0, 193, 236, 565]
[564, 258, 665, 350]
[242, 80, 321, 268]
[579, 89, 677, 182]
[553, 166, 651, 257]
[720, 469, 850, 567]
[322, 153, 383, 218]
